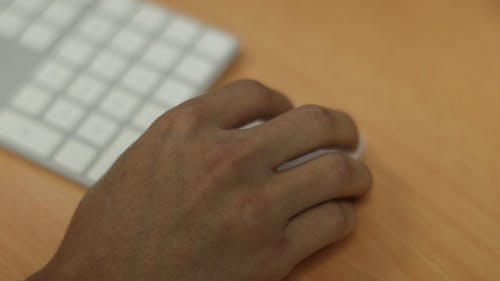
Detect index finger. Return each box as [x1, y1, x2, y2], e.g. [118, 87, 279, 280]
[203, 80, 293, 129]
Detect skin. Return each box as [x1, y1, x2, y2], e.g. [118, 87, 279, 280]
[27, 80, 371, 281]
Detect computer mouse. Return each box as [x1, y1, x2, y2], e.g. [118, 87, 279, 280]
[240, 120, 366, 171]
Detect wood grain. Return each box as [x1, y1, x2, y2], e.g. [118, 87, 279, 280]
[1, 0, 499, 280]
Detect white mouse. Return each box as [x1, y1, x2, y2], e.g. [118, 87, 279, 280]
[240, 120, 366, 171]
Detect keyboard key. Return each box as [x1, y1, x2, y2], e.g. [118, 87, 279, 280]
[67, 75, 106, 105]
[44, 98, 85, 131]
[57, 37, 95, 66]
[100, 88, 139, 120]
[132, 102, 166, 130]
[77, 113, 118, 146]
[195, 29, 238, 61]
[163, 15, 200, 46]
[43, 1, 79, 28]
[97, 0, 136, 20]
[0, 109, 62, 158]
[121, 64, 160, 95]
[174, 55, 215, 85]
[70, 0, 95, 7]
[10, 0, 48, 15]
[87, 127, 141, 182]
[155, 78, 198, 106]
[79, 15, 116, 43]
[130, 3, 169, 32]
[53, 139, 96, 173]
[110, 28, 146, 56]
[20, 21, 59, 51]
[0, 9, 27, 38]
[35, 61, 74, 91]
[11, 85, 52, 115]
[89, 51, 127, 81]
[142, 40, 179, 71]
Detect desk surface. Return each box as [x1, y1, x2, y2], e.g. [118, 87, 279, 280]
[1, 0, 500, 280]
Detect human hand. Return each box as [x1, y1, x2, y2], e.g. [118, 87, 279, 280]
[28, 80, 371, 281]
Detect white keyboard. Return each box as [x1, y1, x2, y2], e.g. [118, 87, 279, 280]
[0, 0, 239, 186]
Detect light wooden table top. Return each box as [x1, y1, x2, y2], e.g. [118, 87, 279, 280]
[1, 0, 499, 280]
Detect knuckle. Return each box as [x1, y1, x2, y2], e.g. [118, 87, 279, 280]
[196, 135, 260, 186]
[157, 99, 206, 130]
[300, 104, 335, 129]
[207, 135, 258, 168]
[327, 202, 353, 235]
[227, 79, 293, 110]
[229, 190, 271, 228]
[325, 153, 354, 179]
[242, 191, 270, 221]
[253, 88, 276, 104]
[232, 79, 270, 93]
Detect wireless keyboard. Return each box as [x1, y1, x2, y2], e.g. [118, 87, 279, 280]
[0, 0, 239, 187]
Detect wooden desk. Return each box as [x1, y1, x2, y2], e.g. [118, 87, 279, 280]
[1, 0, 499, 280]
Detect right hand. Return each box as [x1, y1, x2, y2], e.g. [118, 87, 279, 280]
[28, 80, 372, 281]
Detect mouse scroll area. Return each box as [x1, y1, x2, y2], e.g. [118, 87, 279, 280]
[240, 120, 366, 171]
